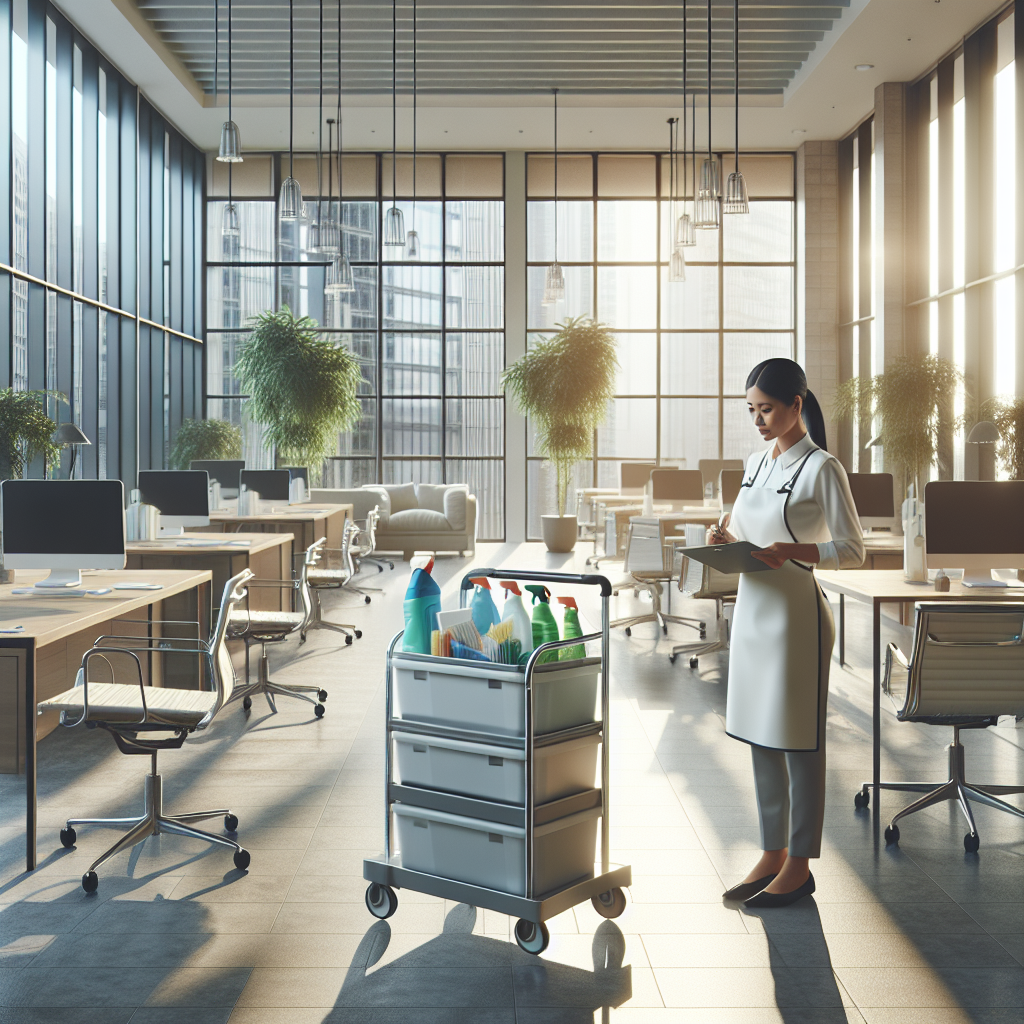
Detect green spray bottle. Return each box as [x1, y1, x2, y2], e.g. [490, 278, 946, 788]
[525, 585, 559, 664]
[557, 596, 585, 660]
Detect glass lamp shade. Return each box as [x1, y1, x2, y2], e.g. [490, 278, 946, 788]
[305, 219, 320, 253]
[325, 252, 355, 294]
[668, 248, 687, 283]
[675, 210, 697, 248]
[278, 176, 303, 221]
[221, 203, 240, 260]
[312, 217, 340, 256]
[722, 171, 749, 214]
[217, 120, 243, 162]
[698, 157, 720, 198]
[541, 262, 565, 305]
[694, 192, 720, 230]
[404, 229, 420, 260]
[383, 205, 406, 247]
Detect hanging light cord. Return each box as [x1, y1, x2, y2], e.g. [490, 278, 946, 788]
[682, 0, 687, 202]
[733, 0, 739, 174]
[553, 87, 558, 263]
[227, 0, 232, 197]
[337, 0, 343, 213]
[707, 0, 712, 171]
[289, 0, 294, 178]
[214, 0, 219, 101]
[412, 0, 417, 213]
[392, 0, 397, 206]
[317, 0, 324, 212]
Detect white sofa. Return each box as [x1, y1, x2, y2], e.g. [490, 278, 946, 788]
[310, 483, 477, 561]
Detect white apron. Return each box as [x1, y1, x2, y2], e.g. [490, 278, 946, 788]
[726, 448, 833, 752]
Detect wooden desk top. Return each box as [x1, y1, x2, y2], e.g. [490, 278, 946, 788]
[0, 569, 211, 646]
[862, 534, 904, 554]
[816, 569, 1024, 604]
[126, 532, 294, 555]
[209, 503, 352, 524]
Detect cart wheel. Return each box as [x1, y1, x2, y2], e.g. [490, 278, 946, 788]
[624, 627, 631, 637]
[689, 657, 698, 669]
[853, 789, 869, 810]
[242, 696, 252, 712]
[591, 888, 627, 919]
[60, 826, 77, 848]
[514, 918, 550, 955]
[365, 882, 398, 920]
[884, 824, 900, 846]
[964, 831, 980, 853]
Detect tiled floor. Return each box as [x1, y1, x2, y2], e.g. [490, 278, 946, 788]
[1, 542, 1022, 1023]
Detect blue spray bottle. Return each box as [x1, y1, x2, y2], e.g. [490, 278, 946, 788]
[469, 577, 501, 637]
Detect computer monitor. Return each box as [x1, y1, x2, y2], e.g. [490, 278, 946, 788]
[137, 470, 210, 536]
[620, 463, 657, 496]
[283, 467, 309, 504]
[0, 479, 126, 588]
[190, 460, 245, 499]
[239, 469, 290, 504]
[847, 473, 897, 531]
[924, 480, 1024, 587]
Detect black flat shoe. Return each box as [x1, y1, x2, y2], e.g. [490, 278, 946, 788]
[722, 873, 777, 902]
[743, 872, 815, 909]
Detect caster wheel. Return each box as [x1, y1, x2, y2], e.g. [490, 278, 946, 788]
[355, 630, 363, 639]
[242, 696, 252, 712]
[964, 831, 980, 853]
[82, 871, 98, 894]
[388, 562, 395, 570]
[314, 703, 326, 718]
[699, 630, 707, 640]
[514, 918, 550, 955]
[699, 622, 707, 631]
[233, 848, 251, 871]
[884, 824, 900, 846]
[624, 628, 631, 637]
[662, 625, 668, 635]
[854, 790, 870, 809]
[345, 635, 353, 645]
[318, 689, 328, 702]
[669, 654, 677, 664]
[377, 565, 384, 573]
[60, 826, 77, 849]
[364, 596, 371, 605]
[591, 888, 626, 919]
[224, 814, 239, 833]
[365, 882, 398, 919]
[689, 657, 698, 669]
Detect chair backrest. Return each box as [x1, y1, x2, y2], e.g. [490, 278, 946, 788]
[624, 517, 670, 573]
[720, 469, 744, 508]
[902, 603, 1024, 719]
[650, 469, 704, 505]
[204, 568, 255, 727]
[620, 462, 657, 495]
[699, 459, 745, 497]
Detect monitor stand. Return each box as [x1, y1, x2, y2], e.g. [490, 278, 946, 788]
[961, 568, 1010, 588]
[34, 569, 84, 588]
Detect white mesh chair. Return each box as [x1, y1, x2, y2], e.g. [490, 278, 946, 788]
[351, 505, 394, 574]
[303, 535, 363, 642]
[36, 569, 255, 893]
[668, 552, 739, 668]
[857, 603, 1024, 853]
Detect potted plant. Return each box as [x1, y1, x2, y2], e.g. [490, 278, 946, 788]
[983, 396, 1024, 480]
[502, 317, 618, 552]
[234, 307, 362, 482]
[169, 418, 243, 470]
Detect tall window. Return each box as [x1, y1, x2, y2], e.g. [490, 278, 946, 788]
[206, 153, 507, 540]
[524, 152, 796, 538]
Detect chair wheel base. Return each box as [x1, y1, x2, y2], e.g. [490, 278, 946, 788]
[242, 696, 252, 711]
[884, 824, 900, 845]
[82, 871, 98, 893]
[60, 826, 77, 848]
[964, 831, 980, 853]
[233, 848, 251, 871]
[224, 814, 239, 832]
[854, 790, 869, 809]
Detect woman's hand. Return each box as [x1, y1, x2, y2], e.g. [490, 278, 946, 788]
[751, 542, 821, 569]
[706, 515, 734, 545]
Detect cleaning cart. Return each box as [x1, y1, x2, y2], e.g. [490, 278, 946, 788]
[362, 568, 630, 955]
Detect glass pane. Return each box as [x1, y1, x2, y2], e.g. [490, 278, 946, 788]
[597, 399, 657, 458]
[661, 333, 719, 395]
[613, 333, 657, 395]
[206, 201, 276, 262]
[340, 201, 379, 260]
[660, 203, 719, 262]
[527, 201, 594, 262]
[527, 266, 594, 329]
[326, 265, 377, 331]
[723, 397, 766, 461]
[382, 398, 442, 455]
[446, 267, 505, 328]
[597, 202, 657, 261]
[336, 398, 377, 457]
[527, 459, 590, 538]
[722, 333, 794, 394]
[384, 266, 443, 329]
[661, 265, 719, 329]
[328, 331, 377, 395]
[446, 333, 504, 395]
[383, 459, 443, 484]
[206, 331, 248, 397]
[446, 399, 504, 456]
[204, 398, 276, 469]
[384, 200, 442, 262]
[446, 201, 505, 261]
[382, 333, 442, 395]
[723, 201, 794, 263]
[660, 399, 720, 467]
[723, 267, 794, 329]
[206, 266, 274, 329]
[447, 459, 504, 540]
[323, 458, 377, 488]
[597, 267, 657, 329]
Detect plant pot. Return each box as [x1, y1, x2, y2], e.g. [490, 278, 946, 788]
[541, 515, 577, 553]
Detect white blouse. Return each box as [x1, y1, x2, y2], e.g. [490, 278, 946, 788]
[734, 433, 866, 571]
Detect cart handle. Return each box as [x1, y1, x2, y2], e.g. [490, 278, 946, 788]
[460, 568, 612, 597]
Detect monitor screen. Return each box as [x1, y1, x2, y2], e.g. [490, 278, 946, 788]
[240, 469, 290, 501]
[190, 460, 245, 491]
[925, 481, 1024, 557]
[1, 479, 125, 556]
[138, 470, 210, 517]
[847, 473, 895, 519]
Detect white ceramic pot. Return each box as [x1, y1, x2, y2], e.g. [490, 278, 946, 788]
[541, 514, 577, 553]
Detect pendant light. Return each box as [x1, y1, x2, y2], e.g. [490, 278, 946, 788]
[675, 0, 696, 248]
[214, 0, 240, 260]
[317, 120, 340, 256]
[383, 0, 405, 246]
[404, 0, 420, 260]
[279, 0, 303, 223]
[722, 0, 749, 214]
[325, 0, 354, 295]
[668, 120, 686, 283]
[542, 87, 565, 305]
[307, 0, 326, 252]
[695, 0, 720, 230]
[217, 0, 242, 162]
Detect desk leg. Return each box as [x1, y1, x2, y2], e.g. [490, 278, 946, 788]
[872, 600, 881, 830]
[839, 594, 845, 667]
[25, 648, 36, 871]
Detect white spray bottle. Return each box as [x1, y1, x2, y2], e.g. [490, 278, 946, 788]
[499, 580, 535, 654]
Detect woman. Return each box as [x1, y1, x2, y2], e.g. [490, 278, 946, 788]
[710, 358, 864, 908]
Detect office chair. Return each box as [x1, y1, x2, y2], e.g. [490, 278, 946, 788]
[719, 469, 744, 511]
[855, 603, 1024, 852]
[312, 518, 384, 603]
[228, 540, 327, 716]
[37, 570, 254, 893]
[304, 535, 364, 642]
[669, 535, 739, 667]
[350, 504, 394, 573]
[619, 462, 657, 496]
[650, 469, 704, 510]
[699, 459, 744, 500]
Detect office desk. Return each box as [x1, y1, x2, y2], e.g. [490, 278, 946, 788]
[0, 569, 212, 871]
[814, 569, 1024, 827]
[199, 504, 352, 555]
[862, 534, 904, 570]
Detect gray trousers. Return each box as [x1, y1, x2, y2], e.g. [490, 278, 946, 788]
[750, 586, 834, 859]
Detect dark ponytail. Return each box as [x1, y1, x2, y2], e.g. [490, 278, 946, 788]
[745, 357, 828, 452]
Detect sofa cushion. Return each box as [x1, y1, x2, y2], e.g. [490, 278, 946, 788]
[386, 508, 453, 532]
[416, 483, 448, 514]
[382, 482, 417, 514]
[444, 486, 469, 532]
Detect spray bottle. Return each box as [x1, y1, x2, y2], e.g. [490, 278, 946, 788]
[525, 585, 559, 664]
[468, 577, 501, 637]
[402, 555, 442, 654]
[499, 581, 535, 655]
[557, 596, 585, 660]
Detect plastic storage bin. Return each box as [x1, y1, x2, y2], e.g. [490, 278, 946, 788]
[393, 653, 600, 736]
[393, 731, 599, 806]
[393, 802, 599, 897]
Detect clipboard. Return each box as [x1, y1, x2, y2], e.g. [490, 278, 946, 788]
[681, 541, 774, 574]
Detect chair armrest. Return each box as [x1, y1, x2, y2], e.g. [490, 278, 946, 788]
[244, 578, 301, 588]
[925, 632, 1023, 647]
[60, 647, 148, 729]
[883, 642, 909, 696]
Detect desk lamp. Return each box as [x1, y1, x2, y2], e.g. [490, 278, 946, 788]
[52, 422, 91, 478]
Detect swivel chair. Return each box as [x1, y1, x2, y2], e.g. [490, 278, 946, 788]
[303, 536, 363, 643]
